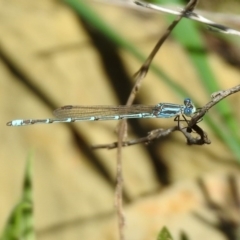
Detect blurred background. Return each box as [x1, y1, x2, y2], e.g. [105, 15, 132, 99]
[1, 0, 240, 239]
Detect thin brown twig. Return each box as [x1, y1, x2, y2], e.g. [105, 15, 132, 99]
[135, 0, 240, 37]
[130, 0, 199, 105]
[115, 120, 125, 240]
[92, 122, 211, 150]
[188, 84, 240, 128]
[114, 1, 199, 239]
[94, 126, 179, 149]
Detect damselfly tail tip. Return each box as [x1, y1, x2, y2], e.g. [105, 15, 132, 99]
[6, 119, 23, 127]
[6, 121, 13, 126]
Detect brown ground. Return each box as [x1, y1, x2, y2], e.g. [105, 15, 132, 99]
[1, 1, 240, 240]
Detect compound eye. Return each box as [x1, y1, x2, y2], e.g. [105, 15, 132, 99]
[184, 98, 191, 106]
[184, 107, 192, 116]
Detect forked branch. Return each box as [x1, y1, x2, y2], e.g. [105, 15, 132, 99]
[93, 84, 240, 150]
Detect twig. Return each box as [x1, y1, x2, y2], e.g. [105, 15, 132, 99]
[114, 1, 199, 239]
[115, 120, 126, 240]
[93, 126, 179, 149]
[188, 84, 240, 128]
[92, 122, 211, 150]
[134, 0, 240, 37]
[130, 0, 200, 103]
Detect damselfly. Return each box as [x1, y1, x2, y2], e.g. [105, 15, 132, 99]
[6, 98, 196, 127]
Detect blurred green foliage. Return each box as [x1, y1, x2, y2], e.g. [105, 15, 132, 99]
[157, 226, 173, 240]
[1, 157, 35, 240]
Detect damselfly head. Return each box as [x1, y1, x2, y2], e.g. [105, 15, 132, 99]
[183, 107, 193, 116]
[184, 98, 192, 106]
[183, 98, 196, 116]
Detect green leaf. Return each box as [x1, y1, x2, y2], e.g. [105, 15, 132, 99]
[157, 226, 173, 240]
[1, 155, 35, 240]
